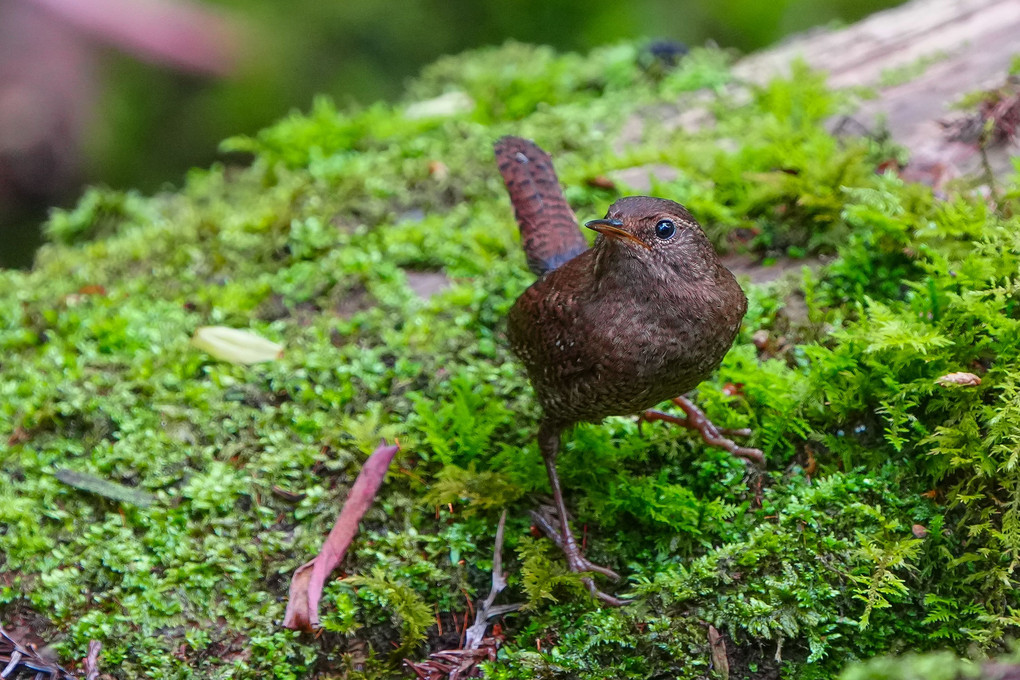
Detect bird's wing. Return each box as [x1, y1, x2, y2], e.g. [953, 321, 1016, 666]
[507, 260, 601, 385]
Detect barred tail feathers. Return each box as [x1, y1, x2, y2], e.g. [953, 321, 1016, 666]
[494, 136, 588, 275]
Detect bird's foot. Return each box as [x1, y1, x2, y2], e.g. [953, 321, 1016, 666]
[529, 508, 626, 607]
[638, 396, 765, 466]
[529, 507, 620, 579]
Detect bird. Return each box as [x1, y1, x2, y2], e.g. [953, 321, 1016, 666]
[494, 136, 763, 605]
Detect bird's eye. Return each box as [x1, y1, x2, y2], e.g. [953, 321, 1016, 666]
[654, 219, 676, 240]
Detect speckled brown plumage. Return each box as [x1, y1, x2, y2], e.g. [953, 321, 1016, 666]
[506, 194, 746, 427]
[494, 136, 759, 605]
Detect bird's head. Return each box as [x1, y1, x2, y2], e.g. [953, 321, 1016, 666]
[585, 196, 720, 282]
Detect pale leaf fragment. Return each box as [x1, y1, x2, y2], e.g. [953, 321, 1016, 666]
[405, 91, 473, 119]
[935, 372, 981, 387]
[192, 326, 283, 364]
[54, 469, 156, 507]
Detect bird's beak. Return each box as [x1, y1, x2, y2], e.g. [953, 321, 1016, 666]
[585, 218, 651, 250]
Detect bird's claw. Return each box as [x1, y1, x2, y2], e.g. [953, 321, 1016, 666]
[565, 553, 621, 581]
[638, 396, 765, 467]
[584, 580, 627, 607]
[529, 508, 626, 605]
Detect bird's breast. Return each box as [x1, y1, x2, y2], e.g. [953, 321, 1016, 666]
[508, 261, 746, 424]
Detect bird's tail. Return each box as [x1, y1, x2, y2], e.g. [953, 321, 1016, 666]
[494, 136, 588, 276]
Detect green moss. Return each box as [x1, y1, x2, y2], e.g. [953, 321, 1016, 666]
[3, 39, 1020, 679]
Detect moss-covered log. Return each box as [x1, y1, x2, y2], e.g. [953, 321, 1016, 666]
[2, 7, 1020, 679]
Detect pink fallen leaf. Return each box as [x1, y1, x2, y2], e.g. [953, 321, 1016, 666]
[935, 372, 981, 387]
[283, 440, 400, 632]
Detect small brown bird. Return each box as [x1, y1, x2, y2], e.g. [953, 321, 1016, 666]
[495, 137, 763, 605]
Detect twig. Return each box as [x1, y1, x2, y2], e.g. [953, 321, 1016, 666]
[84, 640, 102, 680]
[465, 511, 523, 649]
[404, 510, 522, 678]
[0, 625, 88, 680]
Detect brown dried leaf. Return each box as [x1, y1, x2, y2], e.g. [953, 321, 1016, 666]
[271, 485, 306, 502]
[428, 160, 449, 181]
[935, 371, 982, 387]
[7, 424, 31, 446]
[804, 446, 817, 477]
[283, 441, 400, 632]
[708, 625, 729, 680]
[404, 635, 503, 680]
[721, 382, 744, 397]
[585, 175, 616, 190]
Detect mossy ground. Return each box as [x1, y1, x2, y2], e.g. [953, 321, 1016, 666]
[2, 41, 1020, 679]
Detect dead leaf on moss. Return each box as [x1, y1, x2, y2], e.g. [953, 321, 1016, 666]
[54, 469, 156, 507]
[405, 91, 473, 119]
[936, 372, 981, 387]
[7, 424, 31, 446]
[428, 160, 450, 181]
[585, 175, 616, 190]
[708, 625, 729, 680]
[283, 440, 400, 632]
[191, 326, 283, 364]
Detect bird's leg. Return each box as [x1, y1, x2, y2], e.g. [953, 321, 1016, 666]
[638, 396, 765, 466]
[528, 507, 620, 580]
[534, 423, 625, 607]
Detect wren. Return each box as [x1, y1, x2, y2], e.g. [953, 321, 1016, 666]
[494, 136, 763, 605]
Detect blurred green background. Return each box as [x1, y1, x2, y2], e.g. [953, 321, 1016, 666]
[0, 0, 904, 268]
